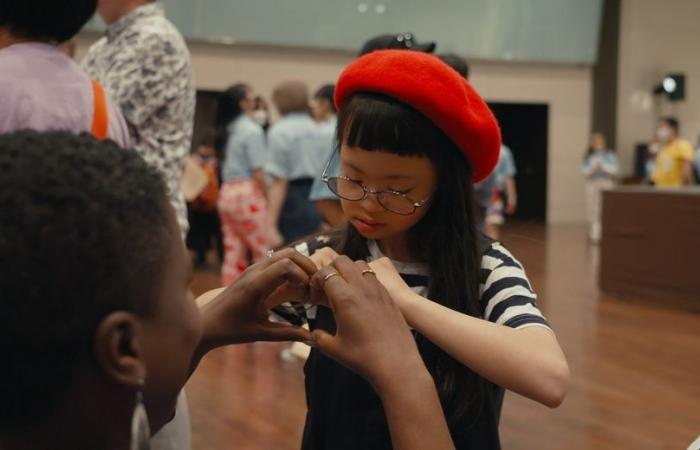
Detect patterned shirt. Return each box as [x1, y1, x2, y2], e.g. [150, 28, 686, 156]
[82, 3, 196, 234]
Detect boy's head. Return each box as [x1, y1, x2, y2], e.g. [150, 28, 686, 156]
[0, 131, 201, 433]
[657, 117, 679, 142]
[437, 53, 470, 80]
[272, 80, 310, 116]
[310, 84, 336, 122]
[0, 0, 97, 44]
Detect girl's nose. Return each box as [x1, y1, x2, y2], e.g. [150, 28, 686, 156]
[358, 192, 384, 213]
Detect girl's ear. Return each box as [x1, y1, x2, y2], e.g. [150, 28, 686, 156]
[93, 311, 147, 387]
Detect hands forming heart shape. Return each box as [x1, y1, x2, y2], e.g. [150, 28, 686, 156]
[195, 247, 422, 390]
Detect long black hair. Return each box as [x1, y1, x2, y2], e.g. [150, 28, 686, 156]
[335, 92, 487, 425]
[214, 83, 250, 158]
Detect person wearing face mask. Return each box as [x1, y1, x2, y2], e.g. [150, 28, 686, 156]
[251, 95, 271, 132]
[215, 83, 273, 285]
[651, 117, 694, 187]
[581, 132, 619, 243]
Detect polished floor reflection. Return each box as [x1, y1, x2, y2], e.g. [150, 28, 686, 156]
[187, 223, 700, 450]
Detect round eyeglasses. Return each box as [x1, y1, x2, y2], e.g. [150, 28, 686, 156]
[323, 175, 430, 215]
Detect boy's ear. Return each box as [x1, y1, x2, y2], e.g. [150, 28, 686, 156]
[93, 311, 147, 387]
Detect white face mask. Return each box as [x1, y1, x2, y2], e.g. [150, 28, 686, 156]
[656, 126, 671, 142]
[251, 110, 268, 126]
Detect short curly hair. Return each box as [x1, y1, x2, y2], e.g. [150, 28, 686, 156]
[0, 130, 173, 429]
[0, 0, 97, 43]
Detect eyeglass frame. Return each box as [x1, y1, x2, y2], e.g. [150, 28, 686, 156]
[320, 156, 432, 215]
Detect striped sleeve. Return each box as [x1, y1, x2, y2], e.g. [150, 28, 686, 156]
[479, 243, 551, 331]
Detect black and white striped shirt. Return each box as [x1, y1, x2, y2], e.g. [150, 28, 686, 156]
[293, 236, 550, 331]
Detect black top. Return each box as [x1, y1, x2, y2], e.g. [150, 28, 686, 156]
[299, 234, 506, 450]
[301, 305, 504, 450]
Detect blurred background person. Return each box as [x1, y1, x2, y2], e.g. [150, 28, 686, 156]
[651, 117, 694, 187]
[644, 138, 661, 184]
[438, 52, 520, 239]
[581, 132, 619, 243]
[693, 134, 700, 184]
[252, 95, 271, 132]
[215, 83, 271, 285]
[185, 130, 223, 269]
[266, 80, 326, 244]
[360, 32, 436, 55]
[82, 0, 196, 239]
[309, 84, 336, 125]
[438, 52, 470, 78]
[309, 84, 345, 227]
[0, 0, 129, 145]
[480, 144, 518, 240]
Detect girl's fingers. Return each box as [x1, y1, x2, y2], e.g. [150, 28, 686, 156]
[251, 257, 312, 303]
[257, 248, 318, 277]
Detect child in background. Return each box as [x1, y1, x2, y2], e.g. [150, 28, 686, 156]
[216, 84, 271, 284]
[478, 144, 518, 240]
[582, 132, 619, 243]
[186, 131, 224, 268]
[309, 84, 346, 227]
[266, 81, 327, 244]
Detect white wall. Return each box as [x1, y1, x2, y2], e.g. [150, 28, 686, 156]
[617, 0, 700, 174]
[76, 35, 592, 223]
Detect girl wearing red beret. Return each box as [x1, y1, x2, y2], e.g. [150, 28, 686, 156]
[292, 50, 569, 449]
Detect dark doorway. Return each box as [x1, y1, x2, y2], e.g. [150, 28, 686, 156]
[487, 102, 549, 221]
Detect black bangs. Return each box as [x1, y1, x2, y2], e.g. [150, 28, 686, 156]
[337, 92, 456, 159]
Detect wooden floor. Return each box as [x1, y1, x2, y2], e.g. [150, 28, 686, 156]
[186, 223, 700, 450]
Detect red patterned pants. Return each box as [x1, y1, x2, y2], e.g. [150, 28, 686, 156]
[218, 179, 270, 285]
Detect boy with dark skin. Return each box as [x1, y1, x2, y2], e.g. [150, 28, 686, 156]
[0, 131, 453, 450]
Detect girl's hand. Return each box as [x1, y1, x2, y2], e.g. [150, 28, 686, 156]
[267, 226, 284, 249]
[310, 247, 339, 269]
[309, 257, 425, 391]
[198, 248, 317, 350]
[368, 257, 414, 309]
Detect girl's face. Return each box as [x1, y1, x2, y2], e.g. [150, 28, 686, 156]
[339, 144, 438, 241]
[591, 133, 606, 150]
[240, 89, 255, 115]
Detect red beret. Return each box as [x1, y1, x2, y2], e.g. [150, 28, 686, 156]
[334, 50, 501, 182]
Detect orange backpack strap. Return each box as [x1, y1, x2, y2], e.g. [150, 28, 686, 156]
[91, 79, 109, 140]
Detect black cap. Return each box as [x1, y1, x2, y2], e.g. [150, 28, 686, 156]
[359, 33, 436, 56]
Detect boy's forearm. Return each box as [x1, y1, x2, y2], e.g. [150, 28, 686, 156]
[375, 365, 455, 450]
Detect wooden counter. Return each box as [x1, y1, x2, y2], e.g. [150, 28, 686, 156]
[600, 186, 700, 303]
